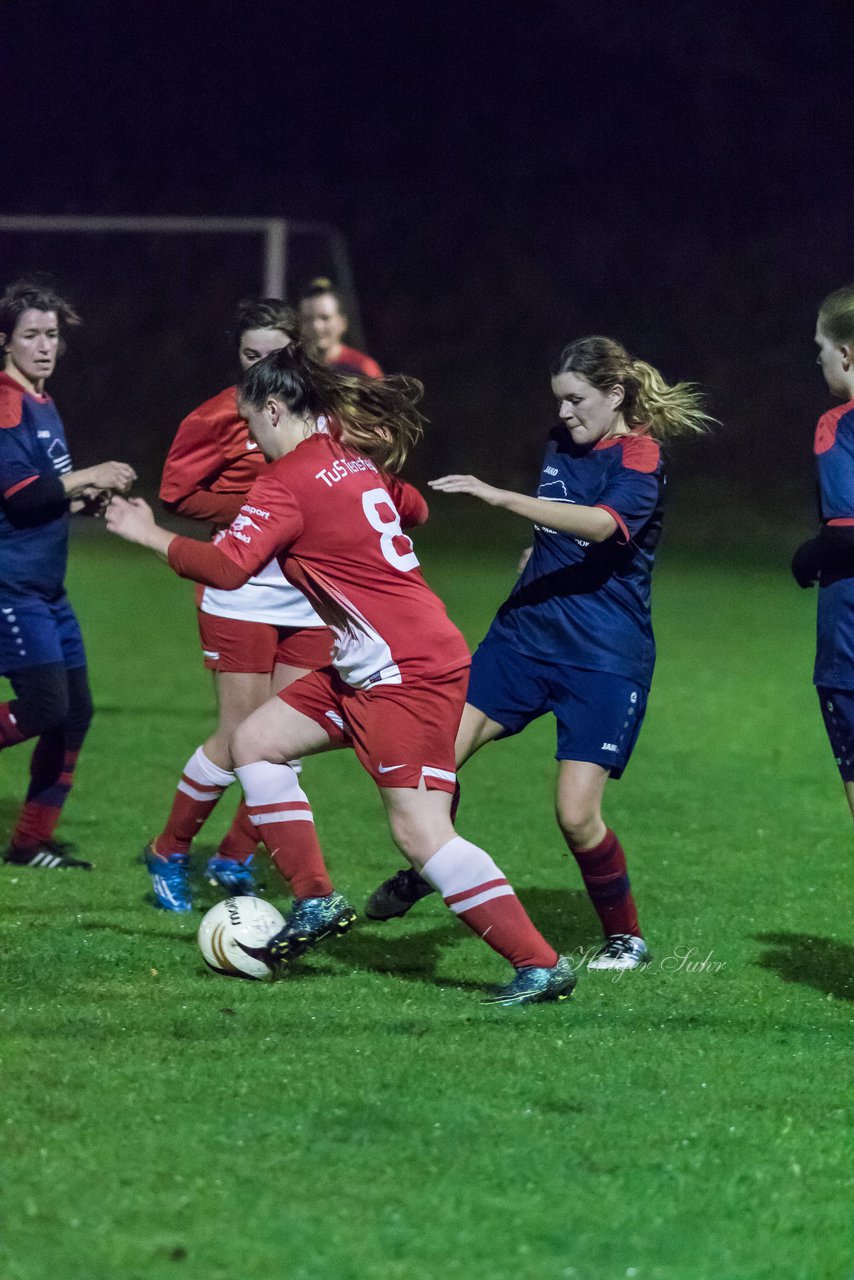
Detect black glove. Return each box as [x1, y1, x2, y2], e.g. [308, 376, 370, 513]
[791, 536, 822, 588]
[792, 525, 854, 588]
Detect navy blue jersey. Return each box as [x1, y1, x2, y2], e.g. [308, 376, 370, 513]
[814, 400, 854, 689]
[0, 372, 72, 600]
[484, 425, 666, 688]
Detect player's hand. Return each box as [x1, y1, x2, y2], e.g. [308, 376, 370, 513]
[88, 461, 137, 493]
[791, 536, 821, 588]
[517, 545, 533, 574]
[70, 486, 111, 518]
[105, 495, 156, 545]
[428, 474, 505, 506]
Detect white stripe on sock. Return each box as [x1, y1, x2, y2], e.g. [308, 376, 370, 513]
[447, 885, 515, 914]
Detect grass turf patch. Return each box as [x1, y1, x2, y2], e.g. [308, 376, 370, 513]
[0, 521, 850, 1280]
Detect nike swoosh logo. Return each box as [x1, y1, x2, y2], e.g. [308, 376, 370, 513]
[246, 440, 258, 450]
[377, 763, 406, 773]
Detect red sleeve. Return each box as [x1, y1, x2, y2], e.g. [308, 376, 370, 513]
[209, 467, 305, 577]
[361, 355, 383, 378]
[385, 476, 429, 528]
[166, 489, 247, 524]
[159, 389, 242, 506]
[167, 536, 250, 589]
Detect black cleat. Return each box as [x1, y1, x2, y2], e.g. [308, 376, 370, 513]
[266, 892, 357, 966]
[364, 867, 435, 920]
[4, 842, 93, 869]
[481, 956, 577, 1006]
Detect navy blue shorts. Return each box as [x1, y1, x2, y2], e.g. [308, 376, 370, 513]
[0, 594, 87, 675]
[467, 630, 648, 778]
[817, 686, 854, 782]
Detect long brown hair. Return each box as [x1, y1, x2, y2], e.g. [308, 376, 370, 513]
[553, 336, 712, 440]
[238, 343, 425, 471]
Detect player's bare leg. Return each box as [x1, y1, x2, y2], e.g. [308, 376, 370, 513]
[844, 780, 854, 823]
[364, 703, 506, 920]
[555, 759, 649, 971]
[381, 782, 574, 1005]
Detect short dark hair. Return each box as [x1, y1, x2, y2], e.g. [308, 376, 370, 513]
[0, 275, 81, 347]
[234, 297, 296, 345]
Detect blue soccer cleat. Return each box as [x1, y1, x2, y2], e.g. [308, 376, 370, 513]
[481, 955, 577, 1006]
[266, 892, 357, 967]
[204, 853, 259, 896]
[144, 844, 192, 912]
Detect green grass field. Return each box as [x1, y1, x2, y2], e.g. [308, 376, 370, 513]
[0, 515, 850, 1280]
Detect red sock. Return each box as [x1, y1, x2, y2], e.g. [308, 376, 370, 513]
[421, 836, 558, 970]
[217, 800, 258, 863]
[12, 746, 80, 849]
[235, 761, 333, 899]
[155, 747, 234, 856]
[0, 701, 26, 749]
[570, 828, 641, 938]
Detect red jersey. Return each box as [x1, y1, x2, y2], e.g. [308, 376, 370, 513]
[330, 346, 383, 379]
[159, 386, 265, 525]
[168, 433, 468, 689]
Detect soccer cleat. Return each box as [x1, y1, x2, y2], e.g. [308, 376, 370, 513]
[266, 892, 357, 966]
[204, 853, 259, 895]
[4, 842, 93, 869]
[364, 867, 435, 920]
[481, 955, 577, 1006]
[144, 844, 192, 912]
[587, 934, 650, 971]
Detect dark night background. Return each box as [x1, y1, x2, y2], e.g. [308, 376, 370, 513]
[2, 0, 852, 537]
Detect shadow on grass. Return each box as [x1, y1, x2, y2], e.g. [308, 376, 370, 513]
[754, 932, 854, 1002]
[338, 886, 593, 991]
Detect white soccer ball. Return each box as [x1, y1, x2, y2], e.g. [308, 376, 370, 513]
[197, 896, 285, 981]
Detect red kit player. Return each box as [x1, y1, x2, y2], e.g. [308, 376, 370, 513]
[147, 300, 332, 911]
[107, 344, 575, 1006]
[298, 278, 383, 378]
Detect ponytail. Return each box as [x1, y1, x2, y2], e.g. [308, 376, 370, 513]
[238, 343, 425, 472]
[553, 336, 713, 441]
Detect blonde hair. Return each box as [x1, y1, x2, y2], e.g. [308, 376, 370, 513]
[818, 284, 854, 346]
[238, 343, 424, 472]
[553, 335, 712, 441]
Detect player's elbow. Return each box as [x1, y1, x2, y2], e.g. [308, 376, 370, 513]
[588, 516, 619, 543]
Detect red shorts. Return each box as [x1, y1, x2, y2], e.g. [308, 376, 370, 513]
[197, 609, 332, 675]
[278, 665, 469, 792]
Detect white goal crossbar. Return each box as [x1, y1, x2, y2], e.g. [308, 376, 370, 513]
[0, 215, 361, 332]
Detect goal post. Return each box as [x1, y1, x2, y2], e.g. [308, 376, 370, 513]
[0, 214, 363, 342]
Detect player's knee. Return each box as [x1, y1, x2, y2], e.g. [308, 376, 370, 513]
[229, 721, 259, 768]
[556, 798, 600, 849]
[10, 665, 70, 738]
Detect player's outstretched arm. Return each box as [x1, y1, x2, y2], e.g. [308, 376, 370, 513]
[428, 474, 617, 543]
[62, 460, 136, 498]
[106, 496, 176, 558]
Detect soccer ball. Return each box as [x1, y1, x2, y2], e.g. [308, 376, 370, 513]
[198, 896, 286, 981]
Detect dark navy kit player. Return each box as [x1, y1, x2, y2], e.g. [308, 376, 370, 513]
[367, 336, 712, 970]
[792, 284, 854, 823]
[0, 277, 135, 867]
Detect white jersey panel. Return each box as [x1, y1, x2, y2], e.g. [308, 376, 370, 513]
[200, 556, 324, 627]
